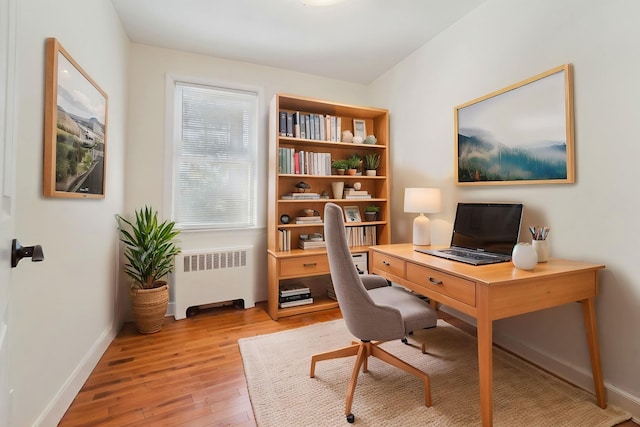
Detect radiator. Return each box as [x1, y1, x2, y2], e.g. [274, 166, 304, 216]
[172, 246, 255, 320]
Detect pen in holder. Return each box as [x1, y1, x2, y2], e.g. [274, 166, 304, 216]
[529, 226, 549, 262]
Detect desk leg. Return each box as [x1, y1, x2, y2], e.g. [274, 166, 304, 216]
[581, 297, 607, 408]
[477, 288, 493, 426]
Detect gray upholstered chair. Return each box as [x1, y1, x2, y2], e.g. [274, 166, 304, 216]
[310, 203, 438, 423]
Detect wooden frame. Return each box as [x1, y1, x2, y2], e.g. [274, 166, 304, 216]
[43, 38, 108, 198]
[353, 119, 366, 140]
[455, 64, 574, 185]
[343, 206, 361, 223]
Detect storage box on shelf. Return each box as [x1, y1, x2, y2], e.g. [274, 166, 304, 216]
[267, 93, 390, 320]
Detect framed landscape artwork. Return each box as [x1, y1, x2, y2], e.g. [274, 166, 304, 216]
[43, 37, 108, 198]
[455, 64, 574, 185]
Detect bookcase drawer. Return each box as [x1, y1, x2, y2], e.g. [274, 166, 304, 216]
[406, 262, 476, 307]
[371, 251, 406, 279]
[280, 254, 330, 278]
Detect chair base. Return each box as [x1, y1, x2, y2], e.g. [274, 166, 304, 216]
[310, 339, 431, 421]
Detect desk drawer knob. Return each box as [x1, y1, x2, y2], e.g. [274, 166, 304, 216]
[382, 260, 391, 266]
[303, 262, 318, 267]
[429, 277, 443, 285]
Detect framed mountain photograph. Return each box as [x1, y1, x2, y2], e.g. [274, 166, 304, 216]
[455, 64, 574, 185]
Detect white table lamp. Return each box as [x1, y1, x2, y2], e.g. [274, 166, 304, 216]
[404, 188, 441, 246]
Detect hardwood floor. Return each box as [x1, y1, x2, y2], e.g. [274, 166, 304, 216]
[59, 304, 636, 426]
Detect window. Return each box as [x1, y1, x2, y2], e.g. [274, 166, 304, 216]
[170, 81, 258, 230]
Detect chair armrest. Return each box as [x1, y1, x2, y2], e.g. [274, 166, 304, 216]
[360, 274, 389, 290]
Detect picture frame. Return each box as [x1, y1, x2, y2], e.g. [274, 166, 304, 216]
[43, 38, 108, 198]
[353, 119, 366, 140]
[343, 206, 361, 223]
[454, 64, 574, 185]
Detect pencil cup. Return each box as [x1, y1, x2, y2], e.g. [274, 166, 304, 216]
[532, 240, 549, 263]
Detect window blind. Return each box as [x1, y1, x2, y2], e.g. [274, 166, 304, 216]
[173, 82, 258, 229]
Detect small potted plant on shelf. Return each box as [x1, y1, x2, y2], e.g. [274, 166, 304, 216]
[116, 206, 181, 334]
[363, 204, 380, 222]
[363, 153, 380, 176]
[331, 159, 349, 175]
[346, 154, 361, 176]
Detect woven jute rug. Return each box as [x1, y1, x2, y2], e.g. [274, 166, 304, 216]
[238, 319, 630, 426]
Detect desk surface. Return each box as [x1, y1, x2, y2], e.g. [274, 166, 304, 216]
[373, 243, 605, 285]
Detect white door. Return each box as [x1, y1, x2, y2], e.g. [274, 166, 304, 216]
[0, 0, 17, 424]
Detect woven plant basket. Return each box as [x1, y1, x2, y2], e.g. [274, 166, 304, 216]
[129, 282, 169, 334]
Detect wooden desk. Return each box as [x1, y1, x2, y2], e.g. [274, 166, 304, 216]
[370, 243, 606, 427]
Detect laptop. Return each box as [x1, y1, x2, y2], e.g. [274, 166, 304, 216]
[416, 202, 524, 266]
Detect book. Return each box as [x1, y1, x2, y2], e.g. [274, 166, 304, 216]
[279, 286, 311, 297]
[343, 189, 369, 195]
[282, 193, 320, 199]
[293, 111, 300, 138]
[279, 297, 314, 308]
[344, 194, 372, 199]
[279, 292, 312, 303]
[286, 112, 293, 137]
[279, 111, 287, 136]
[295, 217, 322, 223]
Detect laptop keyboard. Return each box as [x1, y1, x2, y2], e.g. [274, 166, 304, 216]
[443, 249, 502, 260]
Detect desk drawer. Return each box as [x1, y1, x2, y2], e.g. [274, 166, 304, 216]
[371, 252, 406, 279]
[280, 254, 329, 278]
[406, 262, 476, 307]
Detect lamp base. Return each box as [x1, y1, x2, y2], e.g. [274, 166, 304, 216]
[413, 214, 431, 246]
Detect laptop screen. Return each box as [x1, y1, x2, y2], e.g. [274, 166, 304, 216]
[450, 203, 523, 255]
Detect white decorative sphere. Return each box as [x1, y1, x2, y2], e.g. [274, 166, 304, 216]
[352, 135, 364, 144]
[353, 182, 361, 190]
[512, 243, 538, 270]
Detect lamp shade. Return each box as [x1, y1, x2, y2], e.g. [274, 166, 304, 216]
[404, 188, 441, 214]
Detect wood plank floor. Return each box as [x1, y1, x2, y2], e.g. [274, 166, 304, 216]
[59, 304, 637, 426]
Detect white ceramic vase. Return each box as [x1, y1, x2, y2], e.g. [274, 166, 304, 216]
[512, 243, 538, 270]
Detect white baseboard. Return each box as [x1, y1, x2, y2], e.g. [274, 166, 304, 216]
[35, 325, 117, 426]
[440, 306, 640, 422]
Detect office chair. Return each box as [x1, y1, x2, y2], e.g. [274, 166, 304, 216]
[310, 203, 438, 423]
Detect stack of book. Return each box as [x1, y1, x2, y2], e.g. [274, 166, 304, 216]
[298, 237, 326, 249]
[281, 192, 320, 200]
[295, 216, 322, 224]
[277, 228, 291, 251]
[343, 189, 372, 199]
[279, 286, 313, 308]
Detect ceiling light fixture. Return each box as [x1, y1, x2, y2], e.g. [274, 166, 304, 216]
[300, 0, 347, 6]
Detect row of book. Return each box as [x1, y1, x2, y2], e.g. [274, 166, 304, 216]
[346, 225, 377, 247]
[278, 225, 376, 251]
[277, 228, 292, 251]
[279, 286, 313, 308]
[279, 111, 342, 142]
[278, 148, 332, 176]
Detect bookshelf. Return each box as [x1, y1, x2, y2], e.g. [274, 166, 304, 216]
[267, 93, 390, 320]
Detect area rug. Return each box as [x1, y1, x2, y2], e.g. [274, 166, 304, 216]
[238, 319, 629, 426]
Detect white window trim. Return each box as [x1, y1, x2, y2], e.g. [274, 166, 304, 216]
[164, 74, 263, 231]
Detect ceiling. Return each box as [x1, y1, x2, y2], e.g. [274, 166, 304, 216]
[111, 0, 486, 84]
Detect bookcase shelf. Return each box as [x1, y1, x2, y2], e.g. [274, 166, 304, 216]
[267, 93, 390, 320]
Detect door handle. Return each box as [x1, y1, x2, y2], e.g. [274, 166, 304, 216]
[11, 239, 45, 268]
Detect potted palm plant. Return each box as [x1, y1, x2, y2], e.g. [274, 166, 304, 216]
[116, 206, 181, 333]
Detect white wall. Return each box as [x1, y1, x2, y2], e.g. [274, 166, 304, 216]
[11, 0, 128, 425]
[369, 0, 640, 418]
[123, 44, 368, 316]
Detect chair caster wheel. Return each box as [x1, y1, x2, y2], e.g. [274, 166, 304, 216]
[346, 413, 355, 423]
[401, 337, 408, 345]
